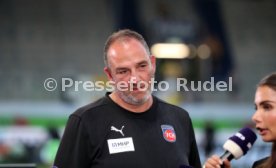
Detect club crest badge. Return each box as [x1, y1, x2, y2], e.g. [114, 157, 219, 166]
[161, 125, 176, 142]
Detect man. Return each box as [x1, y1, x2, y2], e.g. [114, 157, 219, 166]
[53, 29, 201, 168]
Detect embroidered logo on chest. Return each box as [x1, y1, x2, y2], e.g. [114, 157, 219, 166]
[161, 124, 176, 142]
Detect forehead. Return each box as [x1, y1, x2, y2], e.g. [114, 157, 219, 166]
[107, 38, 149, 66]
[108, 37, 146, 53]
[255, 86, 276, 103]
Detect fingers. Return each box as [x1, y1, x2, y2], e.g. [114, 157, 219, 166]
[204, 155, 222, 168]
[223, 159, 231, 168]
[204, 155, 232, 168]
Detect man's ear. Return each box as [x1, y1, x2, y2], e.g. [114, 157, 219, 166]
[104, 67, 113, 80]
[150, 55, 156, 74]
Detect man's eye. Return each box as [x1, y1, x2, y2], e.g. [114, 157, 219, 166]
[118, 70, 127, 74]
[139, 64, 147, 68]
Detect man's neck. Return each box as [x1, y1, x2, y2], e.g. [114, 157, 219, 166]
[109, 92, 153, 113]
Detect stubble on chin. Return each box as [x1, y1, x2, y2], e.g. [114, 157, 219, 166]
[117, 89, 151, 105]
[115, 72, 155, 105]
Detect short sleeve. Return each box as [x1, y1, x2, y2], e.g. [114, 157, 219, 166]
[54, 115, 92, 168]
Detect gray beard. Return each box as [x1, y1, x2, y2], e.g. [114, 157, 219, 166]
[117, 89, 152, 105]
[115, 73, 155, 105]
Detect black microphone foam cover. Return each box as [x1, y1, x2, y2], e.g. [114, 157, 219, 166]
[223, 127, 257, 159]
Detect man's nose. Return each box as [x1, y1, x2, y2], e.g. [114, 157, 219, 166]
[129, 76, 138, 84]
[130, 72, 140, 83]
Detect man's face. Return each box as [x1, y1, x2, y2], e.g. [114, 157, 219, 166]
[104, 38, 156, 105]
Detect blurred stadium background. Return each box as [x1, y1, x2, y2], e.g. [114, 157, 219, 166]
[0, 0, 275, 167]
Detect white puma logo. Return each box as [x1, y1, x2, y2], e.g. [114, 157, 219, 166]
[111, 126, 125, 136]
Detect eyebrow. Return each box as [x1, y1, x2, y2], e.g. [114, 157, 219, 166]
[115, 67, 128, 71]
[258, 100, 276, 106]
[137, 60, 148, 66]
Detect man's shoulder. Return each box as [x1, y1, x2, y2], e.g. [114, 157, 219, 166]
[72, 96, 110, 118]
[155, 96, 189, 115]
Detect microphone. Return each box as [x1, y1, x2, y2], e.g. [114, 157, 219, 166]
[220, 127, 257, 167]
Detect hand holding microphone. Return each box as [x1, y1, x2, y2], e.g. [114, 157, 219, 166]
[204, 127, 257, 168]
